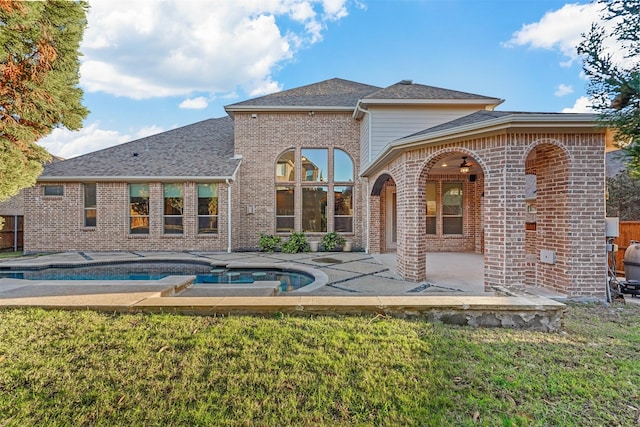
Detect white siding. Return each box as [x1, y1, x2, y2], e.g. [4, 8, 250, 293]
[366, 106, 482, 167]
[359, 113, 371, 170]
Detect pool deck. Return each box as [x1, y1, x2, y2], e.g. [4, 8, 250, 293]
[0, 251, 568, 331]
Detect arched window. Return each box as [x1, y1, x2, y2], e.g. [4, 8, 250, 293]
[334, 149, 353, 182]
[275, 148, 354, 234]
[276, 149, 295, 182]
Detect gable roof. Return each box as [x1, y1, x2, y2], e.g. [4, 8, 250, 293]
[39, 116, 239, 182]
[363, 80, 502, 102]
[353, 81, 504, 118]
[225, 78, 381, 113]
[399, 110, 598, 142]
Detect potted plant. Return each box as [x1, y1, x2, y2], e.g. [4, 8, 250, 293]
[281, 232, 309, 254]
[321, 232, 346, 251]
[308, 240, 320, 252]
[258, 233, 281, 252]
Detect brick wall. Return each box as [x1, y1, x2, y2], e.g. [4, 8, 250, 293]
[367, 130, 607, 297]
[232, 111, 363, 249]
[24, 182, 229, 252]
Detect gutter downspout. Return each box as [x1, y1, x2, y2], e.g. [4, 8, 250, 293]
[355, 102, 372, 254]
[355, 103, 373, 165]
[226, 179, 232, 253]
[14, 214, 18, 252]
[365, 178, 370, 253]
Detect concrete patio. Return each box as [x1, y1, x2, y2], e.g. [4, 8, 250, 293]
[0, 251, 567, 331]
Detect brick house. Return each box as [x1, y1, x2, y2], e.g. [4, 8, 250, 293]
[25, 78, 613, 297]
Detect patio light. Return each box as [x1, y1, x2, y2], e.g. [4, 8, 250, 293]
[459, 156, 471, 174]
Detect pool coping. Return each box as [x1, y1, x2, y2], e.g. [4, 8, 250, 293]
[0, 252, 567, 331]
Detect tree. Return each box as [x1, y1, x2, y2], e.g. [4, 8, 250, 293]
[606, 171, 640, 220]
[578, 0, 640, 176]
[0, 0, 89, 211]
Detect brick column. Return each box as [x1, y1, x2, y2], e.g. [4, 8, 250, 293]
[566, 136, 606, 298]
[396, 158, 427, 282]
[483, 146, 527, 289]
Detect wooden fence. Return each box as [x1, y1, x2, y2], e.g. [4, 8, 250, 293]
[0, 215, 23, 251]
[613, 221, 640, 274]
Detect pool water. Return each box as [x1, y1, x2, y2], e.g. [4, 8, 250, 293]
[0, 262, 315, 292]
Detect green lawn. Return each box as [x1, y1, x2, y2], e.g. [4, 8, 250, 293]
[0, 251, 22, 259]
[0, 303, 638, 426]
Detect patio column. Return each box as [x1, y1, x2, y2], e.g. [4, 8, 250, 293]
[396, 180, 427, 282]
[483, 149, 527, 289]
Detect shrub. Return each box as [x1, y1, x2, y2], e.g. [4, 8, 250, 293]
[258, 234, 281, 252]
[321, 232, 346, 251]
[281, 232, 309, 254]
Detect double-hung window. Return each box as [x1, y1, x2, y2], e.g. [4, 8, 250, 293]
[197, 183, 218, 234]
[276, 149, 295, 232]
[129, 184, 149, 234]
[83, 183, 97, 227]
[333, 149, 353, 232]
[442, 183, 463, 234]
[163, 184, 183, 234]
[425, 182, 463, 235]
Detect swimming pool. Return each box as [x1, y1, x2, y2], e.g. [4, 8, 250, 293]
[0, 261, 315, 292]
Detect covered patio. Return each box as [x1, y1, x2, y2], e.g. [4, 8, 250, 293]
[364, 113, 608, 299]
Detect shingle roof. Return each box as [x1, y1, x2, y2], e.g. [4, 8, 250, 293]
[225, 78, 381, 109]
[40, 116, 239, 180]
[399, 110, 583, 140]
[363, 80, 501, 101]
[404, 110, 513, 138]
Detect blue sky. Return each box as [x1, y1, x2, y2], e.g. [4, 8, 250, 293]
[39, 0, 607, 158]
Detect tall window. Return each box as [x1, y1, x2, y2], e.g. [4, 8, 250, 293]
[129, 184, 149, 234]
[163, 183, 183, 234]
[426, 182, 463, 235]
[83, 183, 96, 227]
[442, 183, 463, 234]
[333, 149, 353, 232]
[334, 186, 353, 233]
[426, 182, 437, 234]
[197, 184, 218, 234]
[303, 186, 327, 232]
[275, 148, 354, 233]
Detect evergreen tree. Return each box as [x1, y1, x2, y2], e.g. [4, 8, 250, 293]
[578, 0, 640, 176]
[0, 0, 89, 211]
[607, 172, 640, 220]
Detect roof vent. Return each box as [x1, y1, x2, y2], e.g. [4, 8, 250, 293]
[400, 79, 413, 85]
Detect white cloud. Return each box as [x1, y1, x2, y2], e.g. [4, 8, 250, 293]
[38, 123, 164, 159]
[561, 96, 595, 113]
[503, 3, 602, 64]
[135, 125, 165, 139]
[81, 0, 354, 100]
[179, 97, 209, 110]
[554, 84, 574, 97]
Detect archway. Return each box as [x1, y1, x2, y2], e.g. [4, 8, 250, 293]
[406, 150, 486, 287]
[370, 173, 396, 254]
[524, 142, 571, 294]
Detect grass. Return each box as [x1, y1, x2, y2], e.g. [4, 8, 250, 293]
[0, 303, 638, 426]
[0, 251, 22, 259]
